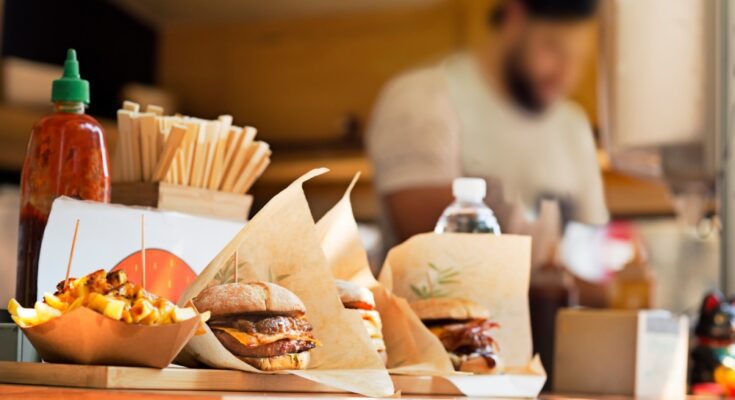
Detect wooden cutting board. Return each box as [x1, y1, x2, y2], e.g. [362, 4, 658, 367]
[0, 361, 461, 395]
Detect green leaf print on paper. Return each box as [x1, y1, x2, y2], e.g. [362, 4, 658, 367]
[410, 262, 461, 299]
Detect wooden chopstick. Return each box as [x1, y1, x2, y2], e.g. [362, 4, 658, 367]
[138, 113, 156, 182]
[240, 151, 271, 194]
[204, 116, 231, 189]
[116, 109, 135, 182]
[231, 142, 269, 193]
[219, 126, 245, 182]
[152, 124, 187, 182]
[220, 127, 256, 191]
[189, 121, 209, 187]
[117, 101, 271, 192]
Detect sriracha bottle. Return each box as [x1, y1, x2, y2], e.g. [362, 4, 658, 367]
[16, 49, 110, 306]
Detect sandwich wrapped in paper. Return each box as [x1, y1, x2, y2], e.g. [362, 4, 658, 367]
[177, 169, 394, 398]
[378, 233, 547, 398]
[192, 281, 318, 371]
[314, 173, 455, 375]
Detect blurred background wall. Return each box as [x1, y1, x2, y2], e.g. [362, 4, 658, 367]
[0, 0, 719, 315]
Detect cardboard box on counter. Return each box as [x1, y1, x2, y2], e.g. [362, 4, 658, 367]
[554, 309, 688, 399]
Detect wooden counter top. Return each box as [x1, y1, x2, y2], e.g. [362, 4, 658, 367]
[0, 384, 710, 400]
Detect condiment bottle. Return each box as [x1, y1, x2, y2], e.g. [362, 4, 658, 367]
[16, 49, 110, 306]
[434, 178, 501, 234]
[610, 243, 654, 309]
[529, 245, 578, 390]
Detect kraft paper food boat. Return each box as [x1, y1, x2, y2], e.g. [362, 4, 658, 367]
[21, 306, 200, 368]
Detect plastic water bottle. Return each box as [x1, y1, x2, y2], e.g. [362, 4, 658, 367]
[434, 178, 501, 234]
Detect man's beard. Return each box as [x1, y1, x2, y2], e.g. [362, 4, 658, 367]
[503, 53, 547, 114]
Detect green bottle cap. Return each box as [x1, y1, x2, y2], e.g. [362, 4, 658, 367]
[51, 49, 90, 104]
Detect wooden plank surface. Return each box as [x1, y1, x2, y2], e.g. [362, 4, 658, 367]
[0, 362, 468, 396]
[0, 384, 714, 400]
[0, 362, 344, 394]
[0, 362, 710, 400]
[0, 384, 383, 399]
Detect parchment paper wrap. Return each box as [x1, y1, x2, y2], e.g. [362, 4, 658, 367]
[314, 173, 454, 375]
[378, 233, 547, 397]
[177, 168, 394, 397]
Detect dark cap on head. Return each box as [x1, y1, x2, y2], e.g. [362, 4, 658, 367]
[490, 0, 600, 26]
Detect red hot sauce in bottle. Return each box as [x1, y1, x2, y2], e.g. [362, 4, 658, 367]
[16, 49, 110, 306]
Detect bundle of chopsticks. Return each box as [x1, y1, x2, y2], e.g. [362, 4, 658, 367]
[112, 101, 271, 194]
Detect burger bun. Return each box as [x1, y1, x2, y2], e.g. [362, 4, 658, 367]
[194, 282, 305, 317]
[410, 297, 489, 321]
[238, 351, 311, 371]
[335, 279, 375, 309]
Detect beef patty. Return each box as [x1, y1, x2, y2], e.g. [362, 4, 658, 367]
[213, 330, 315, 357]
[209, 315, 312, 335]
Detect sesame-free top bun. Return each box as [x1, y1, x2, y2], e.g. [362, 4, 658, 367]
[335, 279, 375, 309]
[194, 282, 306, 317]
[410, 297, 490, 321]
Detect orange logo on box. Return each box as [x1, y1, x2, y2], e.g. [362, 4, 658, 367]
[111, 249, 196, 303]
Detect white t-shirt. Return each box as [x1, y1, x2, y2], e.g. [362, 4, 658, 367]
[367, 53, 608, 237]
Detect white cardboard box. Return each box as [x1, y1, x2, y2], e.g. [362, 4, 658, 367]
[554, 309, 688, 399]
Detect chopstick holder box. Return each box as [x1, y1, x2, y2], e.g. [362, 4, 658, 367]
[112, 182, 252, 221]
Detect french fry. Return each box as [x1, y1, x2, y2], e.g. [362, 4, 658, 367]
[172, 306, 197, 322]
[199, 310, 211, 323]
[43, 293, 68, 312]
[7, 298, 20, 316]
[121, 308, 134, 324]
[67, 296, 85, 312]
[159, 301, 175, 324]
[141, 307, 161, 325]
[131, 299, 154, 323]
[35, 302, 62, 324]
[103, 298, 126, 321]
[14, 306, 40, 326]
[87, 292, 108, 314]
[11, 315, 29, 328]
[9, 269, 204, 329]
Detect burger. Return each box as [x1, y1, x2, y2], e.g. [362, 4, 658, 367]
[335, 280, 387, 365]
[410, 297, 503, 374]
[193, 282, 318, 371]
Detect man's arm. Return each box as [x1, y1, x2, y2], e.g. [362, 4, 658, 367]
[384, 186, 454, 242]
[365, 68, 461, 243]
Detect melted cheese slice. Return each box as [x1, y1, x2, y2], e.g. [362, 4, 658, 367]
[213, 327, 318, 347]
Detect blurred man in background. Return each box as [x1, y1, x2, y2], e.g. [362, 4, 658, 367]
[367, 0, 607, 247]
